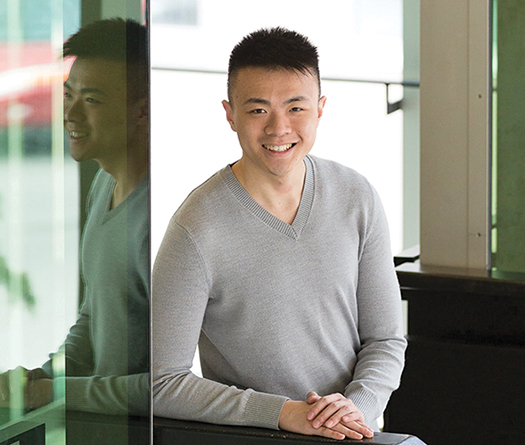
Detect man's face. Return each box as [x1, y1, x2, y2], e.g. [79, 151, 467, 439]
[223, 67, 326, 180]
[63, 57, 133, 165]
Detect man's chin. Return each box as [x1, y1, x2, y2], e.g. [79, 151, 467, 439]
[68, 148, 91, 163]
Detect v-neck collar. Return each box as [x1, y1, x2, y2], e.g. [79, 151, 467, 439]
[221, 156, 315, 240]
[100, 173, 148, 223]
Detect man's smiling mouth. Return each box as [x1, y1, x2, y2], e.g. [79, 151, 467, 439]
[263, 143, 296, 152]
[69, 131, 88, 138]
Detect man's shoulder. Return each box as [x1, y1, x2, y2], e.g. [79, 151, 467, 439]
[89, 168, 113, 191]
[173, 166, 232, 227]
[86, 169, 113, 210]
[309, 155, 374, 196]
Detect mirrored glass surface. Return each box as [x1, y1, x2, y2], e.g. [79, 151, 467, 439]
[1, 2, 150, 445]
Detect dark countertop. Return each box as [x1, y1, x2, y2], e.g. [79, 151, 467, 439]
[154, 417, 427, 445]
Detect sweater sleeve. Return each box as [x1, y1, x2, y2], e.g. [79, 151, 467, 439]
[152, 219, 288, 429]
[62, 372, 149, 416]
[41, 298, 149, 416]
[343, 186, 407, 426]
[42, 300, 94, 378]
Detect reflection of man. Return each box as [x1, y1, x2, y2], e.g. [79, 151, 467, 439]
[153, 28, 406, 441]
[1, 18, 149, 416]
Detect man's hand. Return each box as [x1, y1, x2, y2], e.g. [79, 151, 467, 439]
[306, 391, 374, 439]
[0, 367, 53, 410]
[26, 368, 49, 381]
[25, 378, 53, 409]
[279, 400, 367, 441]
[0, 367, 28, 408]
[0, 370, 10, 407]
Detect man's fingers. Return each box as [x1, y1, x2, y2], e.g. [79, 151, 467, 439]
[27, 368, 48, 381]
[306, 399, 328, 420]
[341, 411, 365, 424]
[331, 422, 366, 440]
[306, 391, 320, 404]
[311, 403, 342, 428]
[321, 403, 359, 428]
[341, 419, 374, 438]
[317, 426, 345, 441]
[306, 393, 340, 421]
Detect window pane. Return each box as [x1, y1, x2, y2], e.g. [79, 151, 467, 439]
[2, 5, 151, 445]
[492, 0, 525, 274]
[151, 0, 403, 81]
[0, 1, 80, 444]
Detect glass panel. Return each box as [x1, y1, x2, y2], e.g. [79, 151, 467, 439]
[60, 14, 150, 445]
[0, 1, 80, 444]
[491, 0, 525, 274]
[2, 3, 150, 445]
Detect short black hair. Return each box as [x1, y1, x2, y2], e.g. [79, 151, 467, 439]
[63, 18, 148, 99]
[227, 27, 321, 101]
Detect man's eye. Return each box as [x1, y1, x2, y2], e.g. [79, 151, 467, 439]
[290, 107, 303, 112]
[86, 97, 100, 104]
[64, 92, 72, 99]
[250, 109, 266, 114]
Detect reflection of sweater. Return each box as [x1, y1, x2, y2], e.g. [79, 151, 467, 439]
[43, 169, 149, 415]
[153, 155, 406, 430]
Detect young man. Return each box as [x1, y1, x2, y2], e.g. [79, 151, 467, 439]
[153, 27, 406, 441]
[0, 18, 150, 416]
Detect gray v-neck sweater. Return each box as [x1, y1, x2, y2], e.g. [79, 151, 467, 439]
[43, 170, 149, 415]
[153, 155, 406, 429]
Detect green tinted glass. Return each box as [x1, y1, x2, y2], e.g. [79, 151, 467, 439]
[1, 2, 150, 444]
[491, 0, 525, 275]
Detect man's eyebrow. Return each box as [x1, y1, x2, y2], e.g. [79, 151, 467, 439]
[243, 97, 270, 106]
[285, 96, 308, 104]
[243, 96, 309, 106]
[63, 81, 107, 96]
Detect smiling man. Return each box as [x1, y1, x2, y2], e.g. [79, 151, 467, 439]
[19, 18, 149, 417]
[153, 27, 406, 441]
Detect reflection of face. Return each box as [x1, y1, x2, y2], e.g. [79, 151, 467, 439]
[223, 67, 326, 180]
[63, 57, 131, 165]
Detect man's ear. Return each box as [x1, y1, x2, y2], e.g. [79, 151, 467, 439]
[222, 100, 236, 132]
[317, 96, 327, 119]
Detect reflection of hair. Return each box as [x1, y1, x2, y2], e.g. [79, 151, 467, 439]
[227, 27, 320, 101]
[63, 18, 148, 99]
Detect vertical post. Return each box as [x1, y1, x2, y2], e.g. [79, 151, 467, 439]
[402, 0, 420, 250]
[419, 0, 490, 269]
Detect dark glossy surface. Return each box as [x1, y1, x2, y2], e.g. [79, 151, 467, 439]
[154, 417, 425, 445]
[385, 262, 525, 445]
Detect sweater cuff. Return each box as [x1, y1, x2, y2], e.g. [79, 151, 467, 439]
[346, 389, 379, 428]
[244, 391, 288, 430]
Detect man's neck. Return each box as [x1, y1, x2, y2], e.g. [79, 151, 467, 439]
[231, 159, 306, 225]
[100, 147, 148, 210]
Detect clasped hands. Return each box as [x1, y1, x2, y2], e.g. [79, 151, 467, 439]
[0, 367, 53, 410]
[279, 391, 374, 441]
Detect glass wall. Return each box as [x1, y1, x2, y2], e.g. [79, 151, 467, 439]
[491, 0, 525, 275]
[151, 0, 409, 259]
[0, 1, 80, 444]
[1, 1, 150, 444]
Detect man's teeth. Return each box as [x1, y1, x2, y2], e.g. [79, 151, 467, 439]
[70, 131, 88, 138]
[263, 143, 293, 152]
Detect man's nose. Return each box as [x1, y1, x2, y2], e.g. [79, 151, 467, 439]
[64, 99, 85, 123]
[265, 112, 291, 136]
